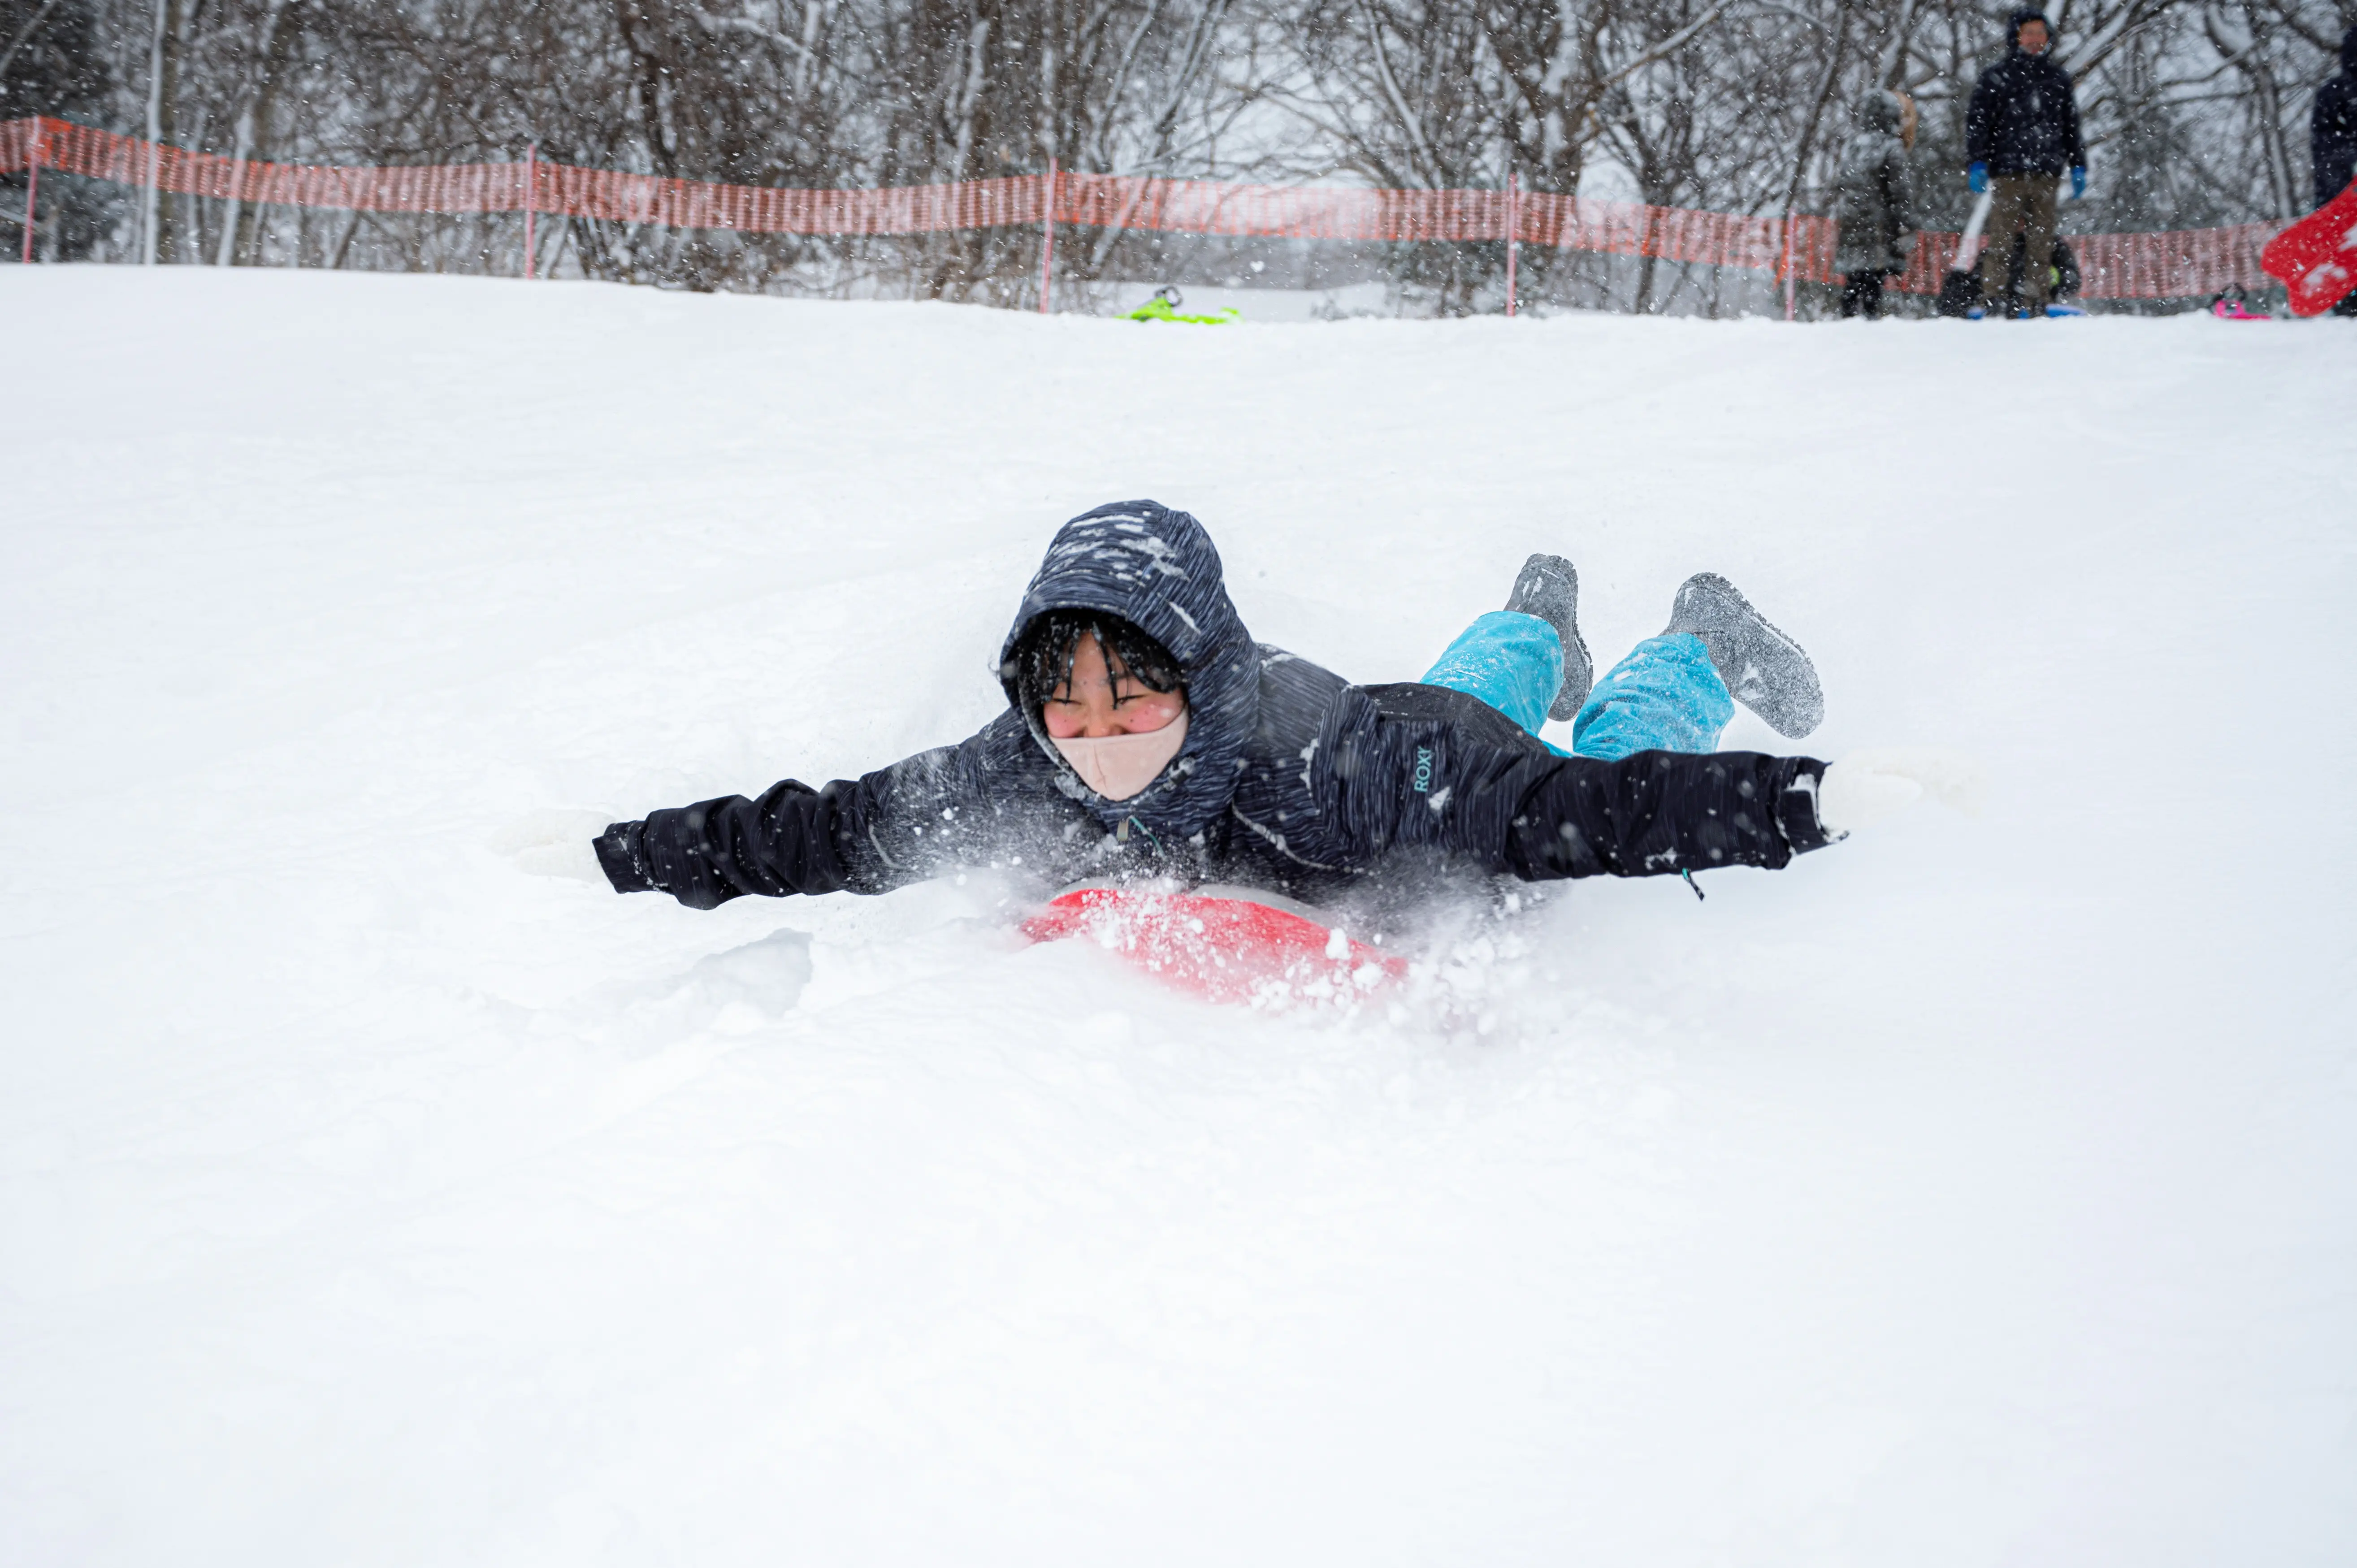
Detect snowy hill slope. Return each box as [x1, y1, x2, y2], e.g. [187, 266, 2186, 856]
[2, 268, 2352, 1565]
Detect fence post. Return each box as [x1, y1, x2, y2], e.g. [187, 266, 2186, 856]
[1039, 156, 1057, 315]
[524, 143, 537, 280]
[1505, 171, 1518, 318]
[143, 130, 160, 264]
[1781, 216, 1796, 321]
[21, 116, 38, 264]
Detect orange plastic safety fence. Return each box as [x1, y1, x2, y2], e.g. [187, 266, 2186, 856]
[3, 116, 2282, 299]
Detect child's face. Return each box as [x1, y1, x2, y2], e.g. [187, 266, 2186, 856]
[1041, 632, 1187, 740]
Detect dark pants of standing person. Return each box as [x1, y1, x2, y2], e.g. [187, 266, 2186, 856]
[1978, 174, 2060, 313]
[1840, 271, 1891, 319]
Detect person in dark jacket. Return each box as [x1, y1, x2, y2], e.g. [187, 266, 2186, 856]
[2314, 25, 2357, 317]
[1966, 8, 2087, 316]
[522, 502, 1932, 927]
[2314, 25, 2357, 208]
[1834, 90, 1919, 319]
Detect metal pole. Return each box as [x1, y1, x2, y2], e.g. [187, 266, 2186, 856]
[1038, 156, 1057, 315]
[524, 143, 537, 280]
[21, 116, 38, 264]
[1505, 171, 1518, 317]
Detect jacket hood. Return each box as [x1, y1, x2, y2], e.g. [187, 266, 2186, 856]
[999, 500, 1260, 840]
[2006, 7, 2049, 48]
[1852, 91, 1902, 134]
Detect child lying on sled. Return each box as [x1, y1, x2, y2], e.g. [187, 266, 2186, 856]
[512, 501, 1963, 910]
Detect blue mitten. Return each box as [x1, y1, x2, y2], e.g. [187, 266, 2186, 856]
[1968, 162, 1989, 195]
[2070, 165, 2088, 200]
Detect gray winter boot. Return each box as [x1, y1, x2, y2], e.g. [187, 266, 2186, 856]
[1663, 573, 1824, 738]
[1505, 554, 1594, 721]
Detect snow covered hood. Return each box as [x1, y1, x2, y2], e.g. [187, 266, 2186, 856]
[998, 500, 1261, 840]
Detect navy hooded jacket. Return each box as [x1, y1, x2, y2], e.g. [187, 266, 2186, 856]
[594, 502, 1838, 914]
[2314, 26, 2357, 207]
[1966, 11, 2087, 178]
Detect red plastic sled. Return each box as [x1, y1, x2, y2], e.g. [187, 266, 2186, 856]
[2262, 181, 2357, 317]
[1021, 886, 1409, 1005]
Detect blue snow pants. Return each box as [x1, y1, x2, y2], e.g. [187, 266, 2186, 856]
[1417, 611, 1734, 760]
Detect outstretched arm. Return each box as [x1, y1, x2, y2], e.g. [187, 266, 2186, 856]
[594, 711, 1090, 910]
[1314, 689, 1835, 882]
[595, 777, 858, 909]
[1504, 750, 1835, 881]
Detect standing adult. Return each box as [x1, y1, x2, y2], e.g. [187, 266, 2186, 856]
[1834, 91, 1919, 319]
[2314, 26, 2357, 317]
[1966, 8, 2086, 317]
[2314, 26, 2357, 206]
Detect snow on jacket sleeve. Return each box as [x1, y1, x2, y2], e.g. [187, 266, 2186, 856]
[1298, 684, 1835, 884]
[594, 710, 1095, 909]
[594, 777, 856, 908]
[1503, 749, 1837, 881]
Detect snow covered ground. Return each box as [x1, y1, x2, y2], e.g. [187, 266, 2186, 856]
[3, 266, 2352, 1565]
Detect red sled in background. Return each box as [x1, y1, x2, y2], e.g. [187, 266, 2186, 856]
[1023, 884, 1408, 1005]
[2262, 180, 2357, 316]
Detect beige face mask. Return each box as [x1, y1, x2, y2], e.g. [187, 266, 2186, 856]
[1051, 709, 1190, 801]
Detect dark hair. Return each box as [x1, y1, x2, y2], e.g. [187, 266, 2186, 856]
[1006, 610, 1184, 717]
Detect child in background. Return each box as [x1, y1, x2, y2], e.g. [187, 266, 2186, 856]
[1835, 91, 1919, 320]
